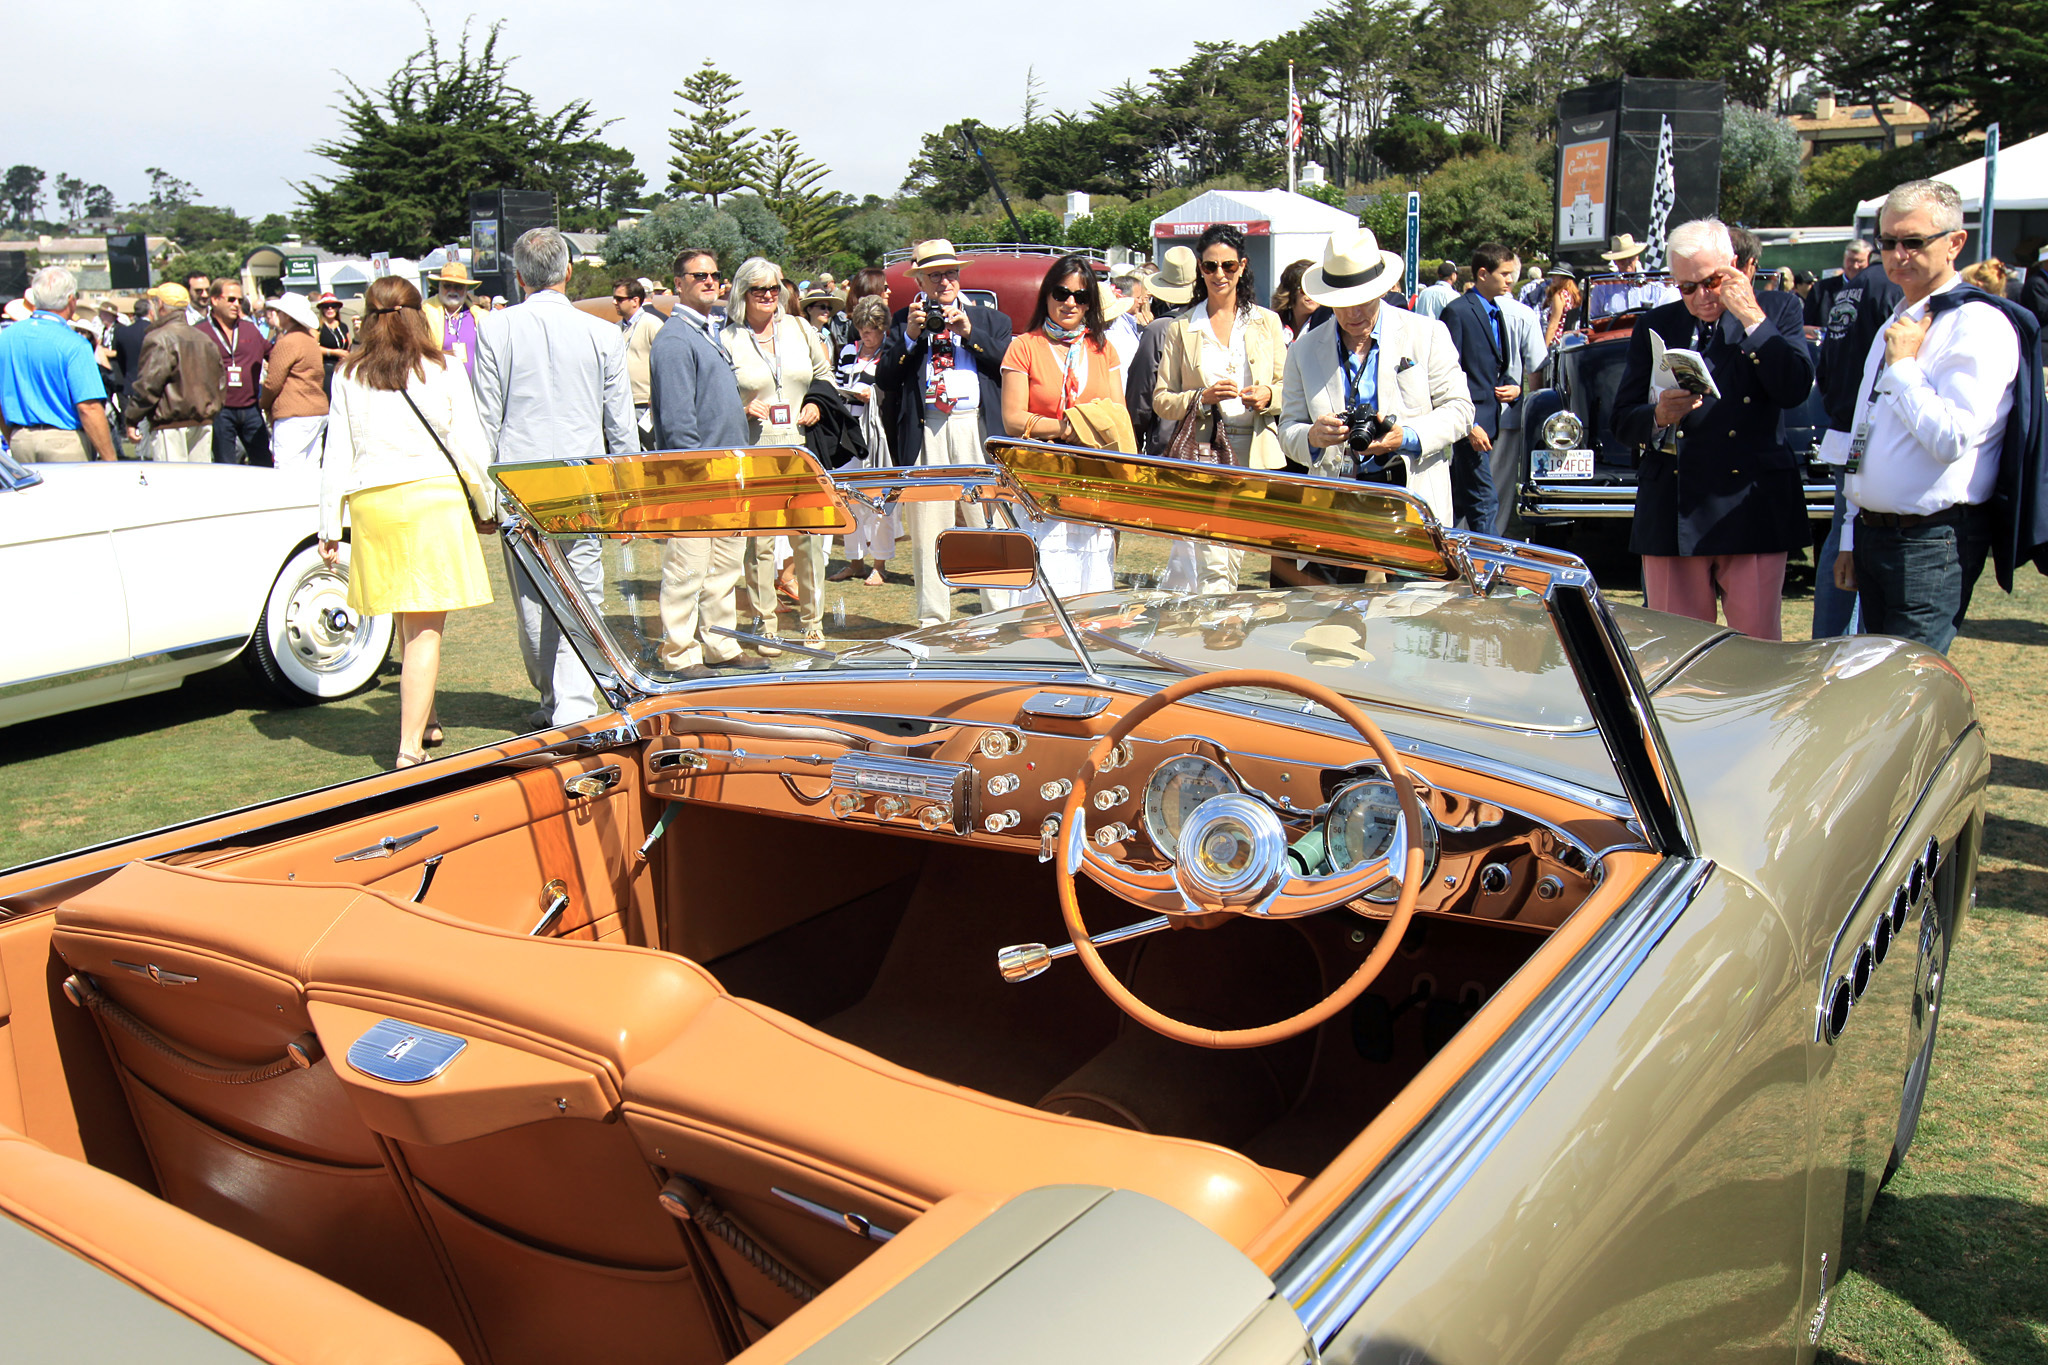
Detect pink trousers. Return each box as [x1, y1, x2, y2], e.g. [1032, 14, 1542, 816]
[1641, 553, 1787, 641]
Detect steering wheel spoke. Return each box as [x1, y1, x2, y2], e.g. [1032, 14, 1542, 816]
[1054, 669, 1428, 1050]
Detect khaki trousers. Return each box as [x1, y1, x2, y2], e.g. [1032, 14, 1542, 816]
[743, 534, 824, 636]
[657, 536, 745, 669]
[9, 427, 93, 462]
[140, 421, 209, 463]
[908, 408, 989, 626]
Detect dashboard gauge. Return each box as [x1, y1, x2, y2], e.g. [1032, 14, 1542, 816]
[1140, 755, 1235, 856]
[1326, 779, 1440, 903]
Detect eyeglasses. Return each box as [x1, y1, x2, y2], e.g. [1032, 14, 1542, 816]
[612, 295, 631, 304]
[1878, 232, 1954, 254]
[1200, 259, 1244, 275]
[744, 285, 780, 299]
[1673, 278, 1721, 296]
[1048, 285, 1091, 303]
[680, 270, 722, 284]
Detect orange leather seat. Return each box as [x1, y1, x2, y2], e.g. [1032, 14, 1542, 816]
[0, 1122, 459, 1365]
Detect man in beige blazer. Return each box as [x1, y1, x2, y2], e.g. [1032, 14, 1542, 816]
[1279, 227, 1473, 526]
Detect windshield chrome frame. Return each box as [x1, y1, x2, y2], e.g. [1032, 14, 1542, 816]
[496, 448, 1696, 859]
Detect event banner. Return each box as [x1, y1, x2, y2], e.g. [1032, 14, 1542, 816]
[1556, 111, 1614, 247]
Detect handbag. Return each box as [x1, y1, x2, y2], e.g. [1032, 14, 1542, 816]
[1164, 403, 1242, 467]
[399, 388, 492, 526]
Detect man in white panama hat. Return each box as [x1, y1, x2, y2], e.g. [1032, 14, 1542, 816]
[1279, 226, 1473, 527]
[1598, 234, 1679, 316]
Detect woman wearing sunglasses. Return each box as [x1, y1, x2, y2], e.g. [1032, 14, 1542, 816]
[723, 256, 831, 653]
[999, 253, 1127, 598]
[1152, 223, 1287, 592]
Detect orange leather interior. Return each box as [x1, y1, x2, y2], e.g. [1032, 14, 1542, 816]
[0, 1120, 460, 1365]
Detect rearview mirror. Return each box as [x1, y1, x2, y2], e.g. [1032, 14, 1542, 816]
[938, 528, 1038, 589]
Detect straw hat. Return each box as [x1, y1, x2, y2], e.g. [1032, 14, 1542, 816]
[1147, 245, 1198, 305]
[1303, 227, 1405, 307]
[907, 239, 969, 274]
[429, 260, 477, 285]
[1096, 282, 1130, 322]
[1600, 233, 1648, 262]
[266, 292, 320, 333]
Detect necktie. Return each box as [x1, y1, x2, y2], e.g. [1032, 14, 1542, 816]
[1492, 306, 1506, 360]
[929, 334, 956, 414]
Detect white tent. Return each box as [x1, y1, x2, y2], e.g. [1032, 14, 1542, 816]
[1854, 131, 2048, 262]
[1150, 190, 1358, 307]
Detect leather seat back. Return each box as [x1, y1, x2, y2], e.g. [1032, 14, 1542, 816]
[51, 863, 473, 1356]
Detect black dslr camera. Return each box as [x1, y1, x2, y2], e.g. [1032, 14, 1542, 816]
[921, 298, 948, 339]
[1345, 406, 1396, 451]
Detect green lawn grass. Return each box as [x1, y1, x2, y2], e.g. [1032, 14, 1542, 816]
[1, 538, 2042, 1360]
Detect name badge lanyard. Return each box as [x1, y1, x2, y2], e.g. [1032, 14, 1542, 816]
[1336, 324, 1373, 412]
[1848, 302, 1922, 474]
[210, 317, 244, 387]
[746, 324, 789, 425]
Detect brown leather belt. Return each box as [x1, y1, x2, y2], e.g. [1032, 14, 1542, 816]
[1856, 503, 1984, 529]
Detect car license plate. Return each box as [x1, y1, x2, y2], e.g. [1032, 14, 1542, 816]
[1534, 449, 1595, 479]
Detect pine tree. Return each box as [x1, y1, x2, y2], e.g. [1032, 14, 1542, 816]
[753, 128, 839, 262]
[668, 62, 759, 204]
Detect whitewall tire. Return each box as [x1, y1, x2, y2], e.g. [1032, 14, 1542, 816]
[243, 540, 392, 703]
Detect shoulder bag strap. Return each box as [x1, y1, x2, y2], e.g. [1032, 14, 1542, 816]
[398, 385, 485, 522]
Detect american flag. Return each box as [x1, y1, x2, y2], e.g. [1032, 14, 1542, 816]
[1644, 115, 1675, 270]
[1288, 82, 1302, 151]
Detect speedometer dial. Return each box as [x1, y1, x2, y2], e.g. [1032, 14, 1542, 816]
[1140, 755, 1234, 856]
[1326, 779, 1439, 903]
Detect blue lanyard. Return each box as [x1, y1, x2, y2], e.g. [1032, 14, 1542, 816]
[1336, 323, 1373, 409]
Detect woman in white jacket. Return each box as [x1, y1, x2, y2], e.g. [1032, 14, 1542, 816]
[317, 276, 497, 767]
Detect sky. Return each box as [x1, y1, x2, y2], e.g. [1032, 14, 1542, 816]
[16, 0, 1326, 223]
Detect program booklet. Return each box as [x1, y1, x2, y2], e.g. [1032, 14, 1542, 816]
[1648, 329, 1721, 401]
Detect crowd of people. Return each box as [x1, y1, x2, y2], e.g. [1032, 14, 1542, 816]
[2, 177, 2041, 761]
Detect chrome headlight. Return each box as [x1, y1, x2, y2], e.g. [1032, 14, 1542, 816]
[1541, 410, 1585, 451]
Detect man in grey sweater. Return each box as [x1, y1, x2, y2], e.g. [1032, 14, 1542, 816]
[648, 247, 767, 678]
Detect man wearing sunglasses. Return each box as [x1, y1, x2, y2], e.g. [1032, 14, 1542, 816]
[877, 239, 1012, 626]
[1832, 179, 2032, 653]
[1612, 217, 1815, 640]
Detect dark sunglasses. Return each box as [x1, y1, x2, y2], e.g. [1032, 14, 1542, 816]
[1200, 259, 1244, 275]
[680, 270, 722, 283]
[1048, 285, 1091, 303]
[1878, 232, 1954, 253]
[612, 295, 632, 303]
[744, 284, 780, 299]
[1674, 278, 1721, 296]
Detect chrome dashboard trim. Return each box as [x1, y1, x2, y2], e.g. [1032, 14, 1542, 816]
[1274, 854, 1712, 1346]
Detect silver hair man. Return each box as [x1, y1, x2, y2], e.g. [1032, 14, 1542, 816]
[512, 227, 570, 291]
[1666, 218, 1736, 265]
[1880, 180, 1965, 235]
[26, 266, 79, 313]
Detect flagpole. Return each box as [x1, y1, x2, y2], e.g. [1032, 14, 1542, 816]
[1288, 63, 1298, 195]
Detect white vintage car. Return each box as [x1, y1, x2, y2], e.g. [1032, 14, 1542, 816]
[0, 455, 390, 729]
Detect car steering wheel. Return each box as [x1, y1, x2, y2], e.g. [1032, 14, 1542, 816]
[1054, 669, 1426, 1050]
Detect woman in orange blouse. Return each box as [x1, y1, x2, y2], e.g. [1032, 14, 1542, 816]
[999, 254, 1125, 598]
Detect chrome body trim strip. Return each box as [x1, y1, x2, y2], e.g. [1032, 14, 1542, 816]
[1274, 855, 1713, 1345]
[333, 826, 437, 863]
[771, 1186, 897, 1242]
[0, 634, 249, 699]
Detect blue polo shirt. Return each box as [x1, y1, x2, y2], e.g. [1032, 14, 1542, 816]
[0, 312, 105, 430]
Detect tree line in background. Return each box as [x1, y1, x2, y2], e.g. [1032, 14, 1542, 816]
[14, 1, 2041, 289]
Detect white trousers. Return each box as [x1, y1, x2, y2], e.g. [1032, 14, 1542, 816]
[139, 421, 208, 462]
[272, 415, 327, 472]
[1162, 541, 1244, 595]
[657, 536, 745, 669]
[907, 409, 988, 626]
[503, 535, 605, 727]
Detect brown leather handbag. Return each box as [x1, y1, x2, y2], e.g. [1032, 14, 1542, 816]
[1164, 404, 1242, 466]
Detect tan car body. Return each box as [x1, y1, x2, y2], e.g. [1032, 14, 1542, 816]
[0, 450, 1983, 1364]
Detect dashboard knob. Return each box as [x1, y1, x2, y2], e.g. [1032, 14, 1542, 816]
[1092, 785, 1129, 811]
[984, 810, 1021, 833]
[831, 791, 862, 818]
[986, 773, 1020, 796]
[1039, 779, 1072, 801]
[873, 796, 905, 820]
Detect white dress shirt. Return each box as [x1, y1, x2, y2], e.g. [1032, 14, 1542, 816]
[472, 288, 639, 464]
[1841, 275, 2018, 549]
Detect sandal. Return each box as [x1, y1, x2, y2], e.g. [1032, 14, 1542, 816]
[776, 577, 801, 604]
[863, 568, 885, 587]
[827, 560, 864, 583]
[396, 750, 427, 769]
[422, 722, 445, 749]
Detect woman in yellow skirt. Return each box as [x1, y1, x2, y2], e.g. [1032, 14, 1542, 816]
[317, 276, 496, 767]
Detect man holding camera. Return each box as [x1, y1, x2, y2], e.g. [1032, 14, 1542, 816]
[876, 239, 1012, 626]
[1612, 217, 1813, 640]
[1279, 227, 1472, 527]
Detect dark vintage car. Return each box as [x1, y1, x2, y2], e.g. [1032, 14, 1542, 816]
[0, 444, 1980, 1364]
[1518, 273, 1838, 539]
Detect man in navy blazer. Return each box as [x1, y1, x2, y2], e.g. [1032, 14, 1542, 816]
[1613, 218, 1814, 640]
[647, 247, 766, 678]
[1439, 243, 1523, 531]
[874, 239, 1013, 625]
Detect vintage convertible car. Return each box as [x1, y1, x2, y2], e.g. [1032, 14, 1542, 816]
[0, 444, 1982, 1364]
[1517, 273, 1837, 540]
[0, 454, 390, 728]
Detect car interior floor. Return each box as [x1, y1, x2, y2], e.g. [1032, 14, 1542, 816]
[691, 807, 1554, 1179]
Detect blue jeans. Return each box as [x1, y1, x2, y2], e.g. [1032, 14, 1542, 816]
[1451, 437, 1497, 533]
[1811, 480, 1859, 638]
[1852, 506, 1990, 655]
[212, 404, 271, 466]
